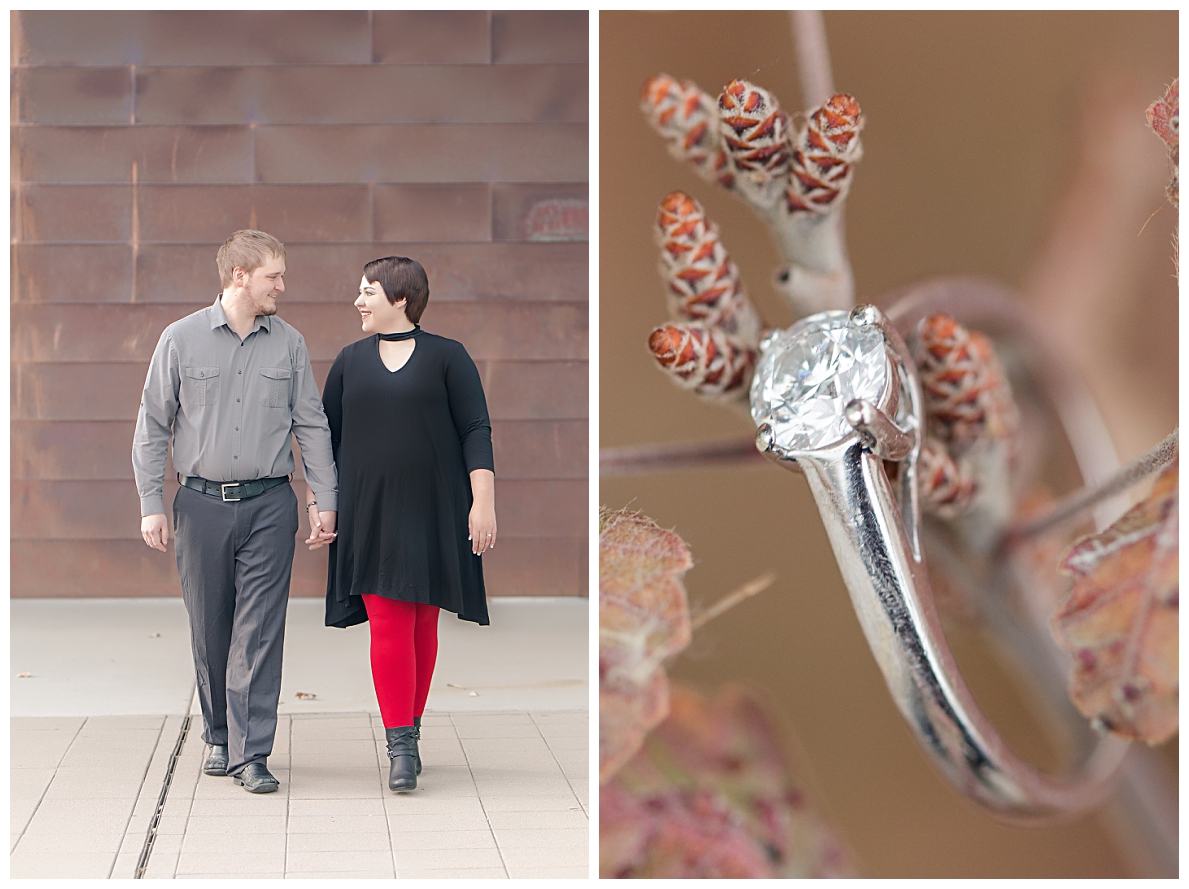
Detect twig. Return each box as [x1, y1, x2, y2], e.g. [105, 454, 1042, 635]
[691, 572, 777, 631]
[1007, 429, 1178, 545]
[600, 436, 763, 477]
[790, 11, 834, 109]
[641, 16, 858, 318]
[783, 10, 854, 313]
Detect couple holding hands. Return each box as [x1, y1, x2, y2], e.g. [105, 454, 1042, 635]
[132, 230, 496, 794]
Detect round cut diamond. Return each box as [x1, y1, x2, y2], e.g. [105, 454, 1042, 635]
[750, 311, 888, 451]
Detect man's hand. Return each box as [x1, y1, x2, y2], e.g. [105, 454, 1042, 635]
[305, 505, 338, 550]
[142, 514, 170, 552]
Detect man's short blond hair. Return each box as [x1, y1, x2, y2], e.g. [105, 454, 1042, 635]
[216, 230, 286, 288]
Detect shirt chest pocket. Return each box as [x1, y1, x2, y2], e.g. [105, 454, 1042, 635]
[260, 366, 292, 408]
[182, 366, 220, 407]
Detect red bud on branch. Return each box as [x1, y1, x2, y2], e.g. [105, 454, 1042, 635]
[718, 79, 791, 207]
[786, 94, 864, 215]
[914, 314, 1019, 452]
[648, 323, 756, 402]
[642, 74, 735, 189]
[656, 192, 762, 345]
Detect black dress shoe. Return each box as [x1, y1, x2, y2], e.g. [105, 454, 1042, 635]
[413, 716, 422, 776]
[233, 762, 279, 793]
[385, 726, 418, 792]
[203, 744, 228, 776]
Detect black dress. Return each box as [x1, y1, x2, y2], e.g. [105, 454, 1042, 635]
[323, 329, 494, 628]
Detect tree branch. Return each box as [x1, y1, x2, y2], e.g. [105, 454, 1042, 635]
[691, 572, 777, 631]
[600, 436, 765, 477]
[790, 11, 834, 108]
[785, 10, 854, 313]
[1006, 429, 1178, 546]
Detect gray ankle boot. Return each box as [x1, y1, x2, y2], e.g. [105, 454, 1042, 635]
[413, 716, 422, 776]
[385, 726, 418, 792]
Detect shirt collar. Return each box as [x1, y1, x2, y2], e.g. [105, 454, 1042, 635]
[210, 294, 272, 335]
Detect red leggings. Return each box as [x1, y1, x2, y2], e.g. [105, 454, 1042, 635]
[361, 595, 439, 729]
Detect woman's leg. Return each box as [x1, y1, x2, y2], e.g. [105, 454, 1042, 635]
[412, 603, 440, 719]
[361, 594, 416, 728]
[413, 601, 442, 717]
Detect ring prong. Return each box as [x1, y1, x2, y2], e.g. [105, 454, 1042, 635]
[756, 422, 776, 454]
[850, 304, 880, 327]
[846, 398, 913, 461]
[755, 422, 803, 472]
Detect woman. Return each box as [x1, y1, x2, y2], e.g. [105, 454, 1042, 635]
[306, 255, 496, 792]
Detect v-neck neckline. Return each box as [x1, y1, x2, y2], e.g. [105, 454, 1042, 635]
[376, 334, 417, 374]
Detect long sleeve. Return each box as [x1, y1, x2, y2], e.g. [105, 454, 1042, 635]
[132, 328, 181, 516]
[445, 343, 494, 474]
[289, 334, 338, 511]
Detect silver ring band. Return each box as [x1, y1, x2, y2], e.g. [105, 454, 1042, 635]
[753, 279, 1127, 822]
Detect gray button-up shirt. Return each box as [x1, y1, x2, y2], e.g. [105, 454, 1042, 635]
[132, 296, 338, 516]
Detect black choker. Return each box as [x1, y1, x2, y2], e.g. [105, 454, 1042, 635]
[378, 326, 420, 341]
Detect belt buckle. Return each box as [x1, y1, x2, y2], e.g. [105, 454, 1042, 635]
[220, 482, 241, 502]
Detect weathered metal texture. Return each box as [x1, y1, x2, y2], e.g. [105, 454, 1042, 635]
[11, 10, 589, 599]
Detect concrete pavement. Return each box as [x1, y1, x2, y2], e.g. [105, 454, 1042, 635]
[11, 597, 590, 879]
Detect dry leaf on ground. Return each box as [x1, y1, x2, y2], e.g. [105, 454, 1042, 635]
[599, 507, 693, 783]
[601, 684, 856, 878]
[1053, 456, 1178, 744]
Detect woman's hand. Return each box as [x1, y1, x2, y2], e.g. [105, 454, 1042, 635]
[468, 468, 497, 555]
[469, 502, 497, 554]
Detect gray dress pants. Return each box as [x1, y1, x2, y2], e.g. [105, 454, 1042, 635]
[173, 482, 298, 777]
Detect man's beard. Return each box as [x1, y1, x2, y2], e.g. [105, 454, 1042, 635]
[245, 282, 278, 316]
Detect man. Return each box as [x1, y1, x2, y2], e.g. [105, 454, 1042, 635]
[133, 230, 338, 793]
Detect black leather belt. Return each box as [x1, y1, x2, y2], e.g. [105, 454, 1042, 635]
[180, 475, 289, 502]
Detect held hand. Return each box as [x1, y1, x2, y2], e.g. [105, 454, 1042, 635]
[468, 503, 497, 555]
[141, 514, 169, 552]
[305, 505, 338, 550]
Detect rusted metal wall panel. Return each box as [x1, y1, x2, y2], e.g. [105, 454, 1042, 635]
[11, 10, 589, 599]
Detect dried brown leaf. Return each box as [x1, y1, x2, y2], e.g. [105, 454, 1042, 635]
[1146, 78, 1178, 208]
[599, 507, 693, 782]
[601, 684, 856, 878]
[1054, 457, 1178, 744]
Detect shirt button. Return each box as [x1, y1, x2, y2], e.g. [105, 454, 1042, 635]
[238, 370, 242, 375]
[235, 427, 239, 431]
[236, 398, 240, 403]
[234, 456, 238, 460]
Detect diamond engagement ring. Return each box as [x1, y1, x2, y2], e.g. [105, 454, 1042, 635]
[750, 289, 1128, 823]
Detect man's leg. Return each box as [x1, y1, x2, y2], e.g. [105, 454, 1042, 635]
[173, 486, 237, 748]
[225, 484, 299, 777]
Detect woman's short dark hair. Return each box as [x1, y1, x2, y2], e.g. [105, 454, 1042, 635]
[363, 256, 430, 323]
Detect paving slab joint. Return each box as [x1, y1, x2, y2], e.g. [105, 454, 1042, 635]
[132, 710, 193, 878]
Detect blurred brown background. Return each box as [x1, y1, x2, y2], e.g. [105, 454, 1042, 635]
[12, 10, 588, 600]
[601, 10, 1176, 879]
